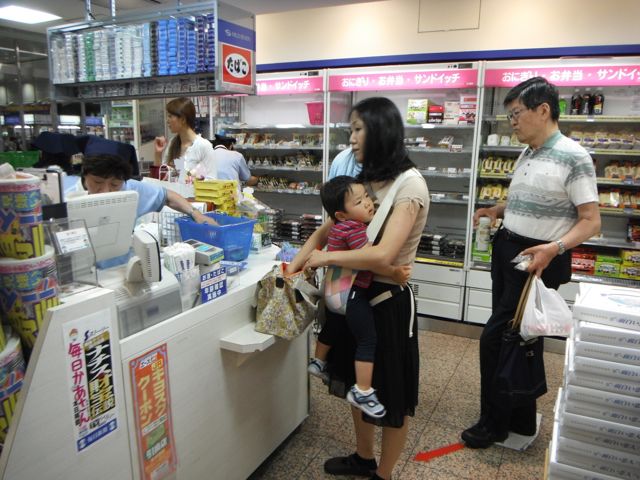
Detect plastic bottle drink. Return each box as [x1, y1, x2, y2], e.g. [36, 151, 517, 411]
[476, 217, 491, 252]
[570, 89, 582, 115]
[593, 90, 605, 115]
[581, 88, 593, 115]
[558, 98, 567, 116]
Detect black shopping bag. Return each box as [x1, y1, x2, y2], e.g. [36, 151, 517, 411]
[494, 274, 547, 405]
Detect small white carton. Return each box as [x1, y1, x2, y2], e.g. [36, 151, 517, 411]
[574, 340, 640, 366]
[566, 352, 640, 398]
[573, 283, 640, 332]
[558, 410, 640, 456]
[564, 384, 640, 416]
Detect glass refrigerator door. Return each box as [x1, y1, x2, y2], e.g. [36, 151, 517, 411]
[478, 57, 640, 290]
[328, 63, 482, 321]
[219, 70, 327, 244]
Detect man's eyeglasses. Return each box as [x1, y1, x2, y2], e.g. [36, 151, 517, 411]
[506, 108, 528, 122]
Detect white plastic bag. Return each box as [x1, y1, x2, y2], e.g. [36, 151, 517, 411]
[520, 276, 573, 340]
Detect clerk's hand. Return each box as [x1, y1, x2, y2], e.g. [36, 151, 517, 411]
[304, 249, 330, 270]
[154, 136, 167, 153]
[192, 210, 218, 226]
[519, 242, 559, 278]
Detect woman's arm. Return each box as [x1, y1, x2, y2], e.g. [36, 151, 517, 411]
[304, 201, 419, 275]
[154, 136, 166, 167]
[284, 220, 333, 274]
[165, 189, 218, 225]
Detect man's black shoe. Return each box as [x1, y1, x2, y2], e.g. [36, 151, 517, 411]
[461, 425, 508, 449]
[463, 416, 488, 436]
[324, 453, 377, 476]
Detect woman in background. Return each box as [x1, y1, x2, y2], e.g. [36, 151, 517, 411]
[154, 97, 216, 182]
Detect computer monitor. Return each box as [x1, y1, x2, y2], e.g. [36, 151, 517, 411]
[66, 191, 139, 262]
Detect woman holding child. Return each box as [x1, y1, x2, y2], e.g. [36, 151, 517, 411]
[286, 97, 430, 480]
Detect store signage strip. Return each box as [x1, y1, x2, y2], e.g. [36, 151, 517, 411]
[329, 69, 478, 91]
[257, 76, 324, 95]
[485, 65, 640, 87]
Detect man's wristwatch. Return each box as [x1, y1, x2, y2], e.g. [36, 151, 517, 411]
[554, 239, 566, 255]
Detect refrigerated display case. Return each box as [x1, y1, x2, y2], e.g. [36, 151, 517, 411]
[219, 70, 329, 243]
[468, 57, 640, 325]
[327, 63, 482, 320]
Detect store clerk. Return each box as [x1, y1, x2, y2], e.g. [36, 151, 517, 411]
[65, 153, 216, 224]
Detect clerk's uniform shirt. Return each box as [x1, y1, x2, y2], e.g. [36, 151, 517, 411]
[214, 145, 252, 183]
[328, 148, 362, 180]
[502, 130, 598, 241]
[161, 134, 216, 182]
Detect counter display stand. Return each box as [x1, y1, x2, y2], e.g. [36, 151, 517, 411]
[0, 247, 309, 480]
[220, 70, 332, 244]
[327, 63, 482, 320]
[468, 57, 640, 325]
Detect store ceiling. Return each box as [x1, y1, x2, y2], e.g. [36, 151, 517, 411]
[0, 0, 378, 35]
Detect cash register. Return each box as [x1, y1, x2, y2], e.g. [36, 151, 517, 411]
[65, 191, 182, 338]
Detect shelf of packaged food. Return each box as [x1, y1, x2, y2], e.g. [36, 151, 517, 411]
[407, 147, 472, 154]
[254, 188, 320, 196]
[571, 273, 640, 288]
[582, 237, 640, 250]
[475, 199, 500, 206]
[487, 114, 640, 124]
[479, 173, 513, 180]
[249, 165, 322, 172]
[430, 194, 469, 206]
[470, 262, 491, 271]
[222, 124, 325, 131]
[108, 121, 135, 128]
[415, 255, 464, 268]
[419, 169, 472, 178]
[596, 177, 640, 187]
[236, 145, 323, 151]
[599, 207, 640, 218]
[480, 146, 525, 154]
[587, 149, 640, 156]
[405, 123, 475, 130]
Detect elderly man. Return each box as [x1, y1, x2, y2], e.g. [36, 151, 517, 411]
[462, 77, 601, 448]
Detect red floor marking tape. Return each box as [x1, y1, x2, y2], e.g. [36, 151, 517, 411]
[414, 442, 466, 462]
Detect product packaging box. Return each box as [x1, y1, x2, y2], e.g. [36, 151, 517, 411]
[620, 263, 640, 281]
[458, 95, 477, 125]
[621, 249, 640, 265]
[558, 410, 640, 456]
[406, 99, 430, 124]
[443, 101, 460, 125]
[573, 283, 640, 331]
[566, 352, 640, 398]
[574, 320, 640, 349]
[574, 340, 640, 366]
[564, 384, 640, 418]
[594, 261, 621, 277]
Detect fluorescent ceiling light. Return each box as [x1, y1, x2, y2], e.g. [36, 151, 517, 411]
[0, 5, 61, 24]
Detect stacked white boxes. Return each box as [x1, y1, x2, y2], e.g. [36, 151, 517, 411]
[548, 283, 640, 479]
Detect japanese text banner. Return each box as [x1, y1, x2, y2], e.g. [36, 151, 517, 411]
[329, 69, 478, 91]
[485, 65, 640, 87]
[257, 76, 324, 95]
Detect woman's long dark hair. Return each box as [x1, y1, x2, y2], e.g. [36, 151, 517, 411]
[353, 97, 415, 183]
[166, 97, 196, 164]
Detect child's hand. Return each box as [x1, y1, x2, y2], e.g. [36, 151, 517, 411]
[392, 264, 412, 285]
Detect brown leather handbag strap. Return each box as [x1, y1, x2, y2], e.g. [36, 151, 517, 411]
[510, 273, 534, 330]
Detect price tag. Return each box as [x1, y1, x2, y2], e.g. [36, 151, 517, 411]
[56, 227, 92, 254]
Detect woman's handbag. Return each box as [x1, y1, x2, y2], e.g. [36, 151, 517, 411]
[323, 168, 422, 314]
[520, 276, 572, 340]
[494, 273, 547, 405]
[254, 264, 321, 340]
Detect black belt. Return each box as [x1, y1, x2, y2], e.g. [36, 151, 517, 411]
[498, 226, 547, 248]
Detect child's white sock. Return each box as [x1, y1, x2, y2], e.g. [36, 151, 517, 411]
[312, 358, 326, 368]
[354, 385, 374, 396]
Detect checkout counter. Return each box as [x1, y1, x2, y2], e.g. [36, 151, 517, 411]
[0, 246, 310, 480]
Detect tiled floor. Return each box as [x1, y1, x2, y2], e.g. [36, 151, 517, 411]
[249, 330, 564, 480]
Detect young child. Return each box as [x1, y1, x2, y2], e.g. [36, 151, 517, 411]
[308, 175, 411, 418]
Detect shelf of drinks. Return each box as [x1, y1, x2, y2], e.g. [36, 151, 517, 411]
[415, 254, 464, 268]
[406, 147, 472, 155]
[235, 145, 324, 151]
[107, 121, 135, 128]
[479, 173, 513, 180]
[480, 145, 640, 156]
[250, 165, 322, 173]
[487, 114, 640, 124]
[405, 123, 475, 130]
[419, 169, 472, 178]
[53, 72, 219, 88]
